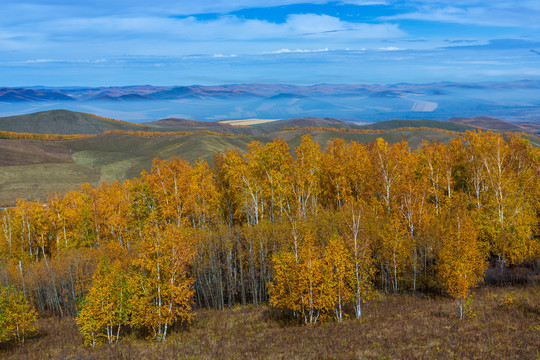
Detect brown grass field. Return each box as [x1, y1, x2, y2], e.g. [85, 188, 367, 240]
[218, 119, 282, 126]
[1, 285, 538, 360]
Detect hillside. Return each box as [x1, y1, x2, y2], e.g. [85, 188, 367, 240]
[359, 119, 478, 132]
[514, 123, 540, 136]
[0, 110, 538, 204]
[0, 111, 351, 136]
[142, 118, 256, 135]
[0, 128, 465, 204]
[0, 88, 74, 102]
[446, 116, 525, 132]
[249, 117, 354, 133]
[0, 132, 259, 204]
[0, 110, 145, 134]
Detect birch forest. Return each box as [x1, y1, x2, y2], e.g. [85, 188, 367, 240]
[0, 131, 538, 346]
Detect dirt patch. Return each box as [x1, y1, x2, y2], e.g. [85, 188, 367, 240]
[0, 139, 72, 166]
[218, 118, 281, 126]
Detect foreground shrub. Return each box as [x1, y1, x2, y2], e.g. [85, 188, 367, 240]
[0, 285, 38, 345]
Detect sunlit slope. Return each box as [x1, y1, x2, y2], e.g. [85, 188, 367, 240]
[447, 116, 524, 131]
[142, 118, 257, 135]
[0, 133, 256, 203]
[0, 110, 144, 134]
[255, 117, 354, 132]
[67, 133, 257, 179]
[0, 113, 538, 204]
[272, 128, 455, 150]
[359, 119, 478, 132]
[0, 163, 100, 204]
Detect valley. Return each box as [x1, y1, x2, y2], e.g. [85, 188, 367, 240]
[1, 109, 537, 204]
[2, 81, 539, 123]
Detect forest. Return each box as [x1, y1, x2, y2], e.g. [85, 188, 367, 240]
[0, 130, 538, 352]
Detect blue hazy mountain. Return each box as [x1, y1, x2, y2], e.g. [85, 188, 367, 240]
[0, 82, 538, 124]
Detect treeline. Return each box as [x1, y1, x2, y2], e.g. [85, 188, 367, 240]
[0, 129, 245, 141]
[103, 129, 247, 137]
[82, 113, 144, 127]
[0, 131, 538, 344]
[0, 131, 94, 140]
[280, 125, 531, 138]
[279, 125, 462, 136]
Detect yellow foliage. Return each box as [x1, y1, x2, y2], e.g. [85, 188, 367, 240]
[129, 223, 195, 341]
[0, 285, 38, 345]
[437, 205, 486, 319]
[270, 232, 334, 324]
[76, 257, 130, 347]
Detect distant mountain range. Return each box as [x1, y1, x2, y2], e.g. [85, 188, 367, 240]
[3, 81, 539, 102]
[1, 81, 539, 124]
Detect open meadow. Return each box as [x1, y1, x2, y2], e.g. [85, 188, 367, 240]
[3, 110, 536, 204]
[1, 285, 538, 360]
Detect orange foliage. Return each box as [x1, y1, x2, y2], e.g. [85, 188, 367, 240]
[0, 129, 537, 341]
[0, 131, 94, 140]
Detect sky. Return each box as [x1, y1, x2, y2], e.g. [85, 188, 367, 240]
[1, 0, 539, 86]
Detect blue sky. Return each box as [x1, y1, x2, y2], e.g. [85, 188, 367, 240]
[1, 0, 539, 86]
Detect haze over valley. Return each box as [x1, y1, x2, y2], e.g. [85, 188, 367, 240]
[1, 81, 539, 124]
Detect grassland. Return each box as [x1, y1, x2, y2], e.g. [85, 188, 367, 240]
[359, 119, 478, 132]
[0, 163, 100, 204]
[0, 110, 145, 135]
[0, 132, 258, 203]
[0, 126, 463, 204]
[218, 118, 282, 126]
[0, 110, 538, 204]
[448, 117, 526, 132]
[1, 285, 537, 360]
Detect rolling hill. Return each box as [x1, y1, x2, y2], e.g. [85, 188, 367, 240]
[0, 88, 74, 102]
[0, 132, 259, 204]
[142, 118, 255, 135]
[360, 119, 478, 132]
[446, 116, 525, 132]
[0, 110, 145, 134]
[0, 109, 537, 204]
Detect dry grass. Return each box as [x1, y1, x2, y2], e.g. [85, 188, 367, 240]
[218, 119, 281, 126]
[2, 285, 538, 360]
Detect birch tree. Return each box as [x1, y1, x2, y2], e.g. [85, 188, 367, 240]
[129, 223, 195, 341]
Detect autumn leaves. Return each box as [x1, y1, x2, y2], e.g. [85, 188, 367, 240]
[0, 130, 538, 347]
[77, 226, 196, 345]
[270, 232, 373, 324]
[0, 285, 37, 345]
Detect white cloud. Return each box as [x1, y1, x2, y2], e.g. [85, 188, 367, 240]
[0, 13, 405, 60]
[479, 68, 540, 77]
[339, 0, 389, 4]
[23, 58, 63, 63]
[40, 14, 404, 40]
[378, 46, 404, 51]
[8, 58, 109, 65]
[379, 5, 540, 28]
[5, 1, 389, 17]
[263, 48, 330, 54]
